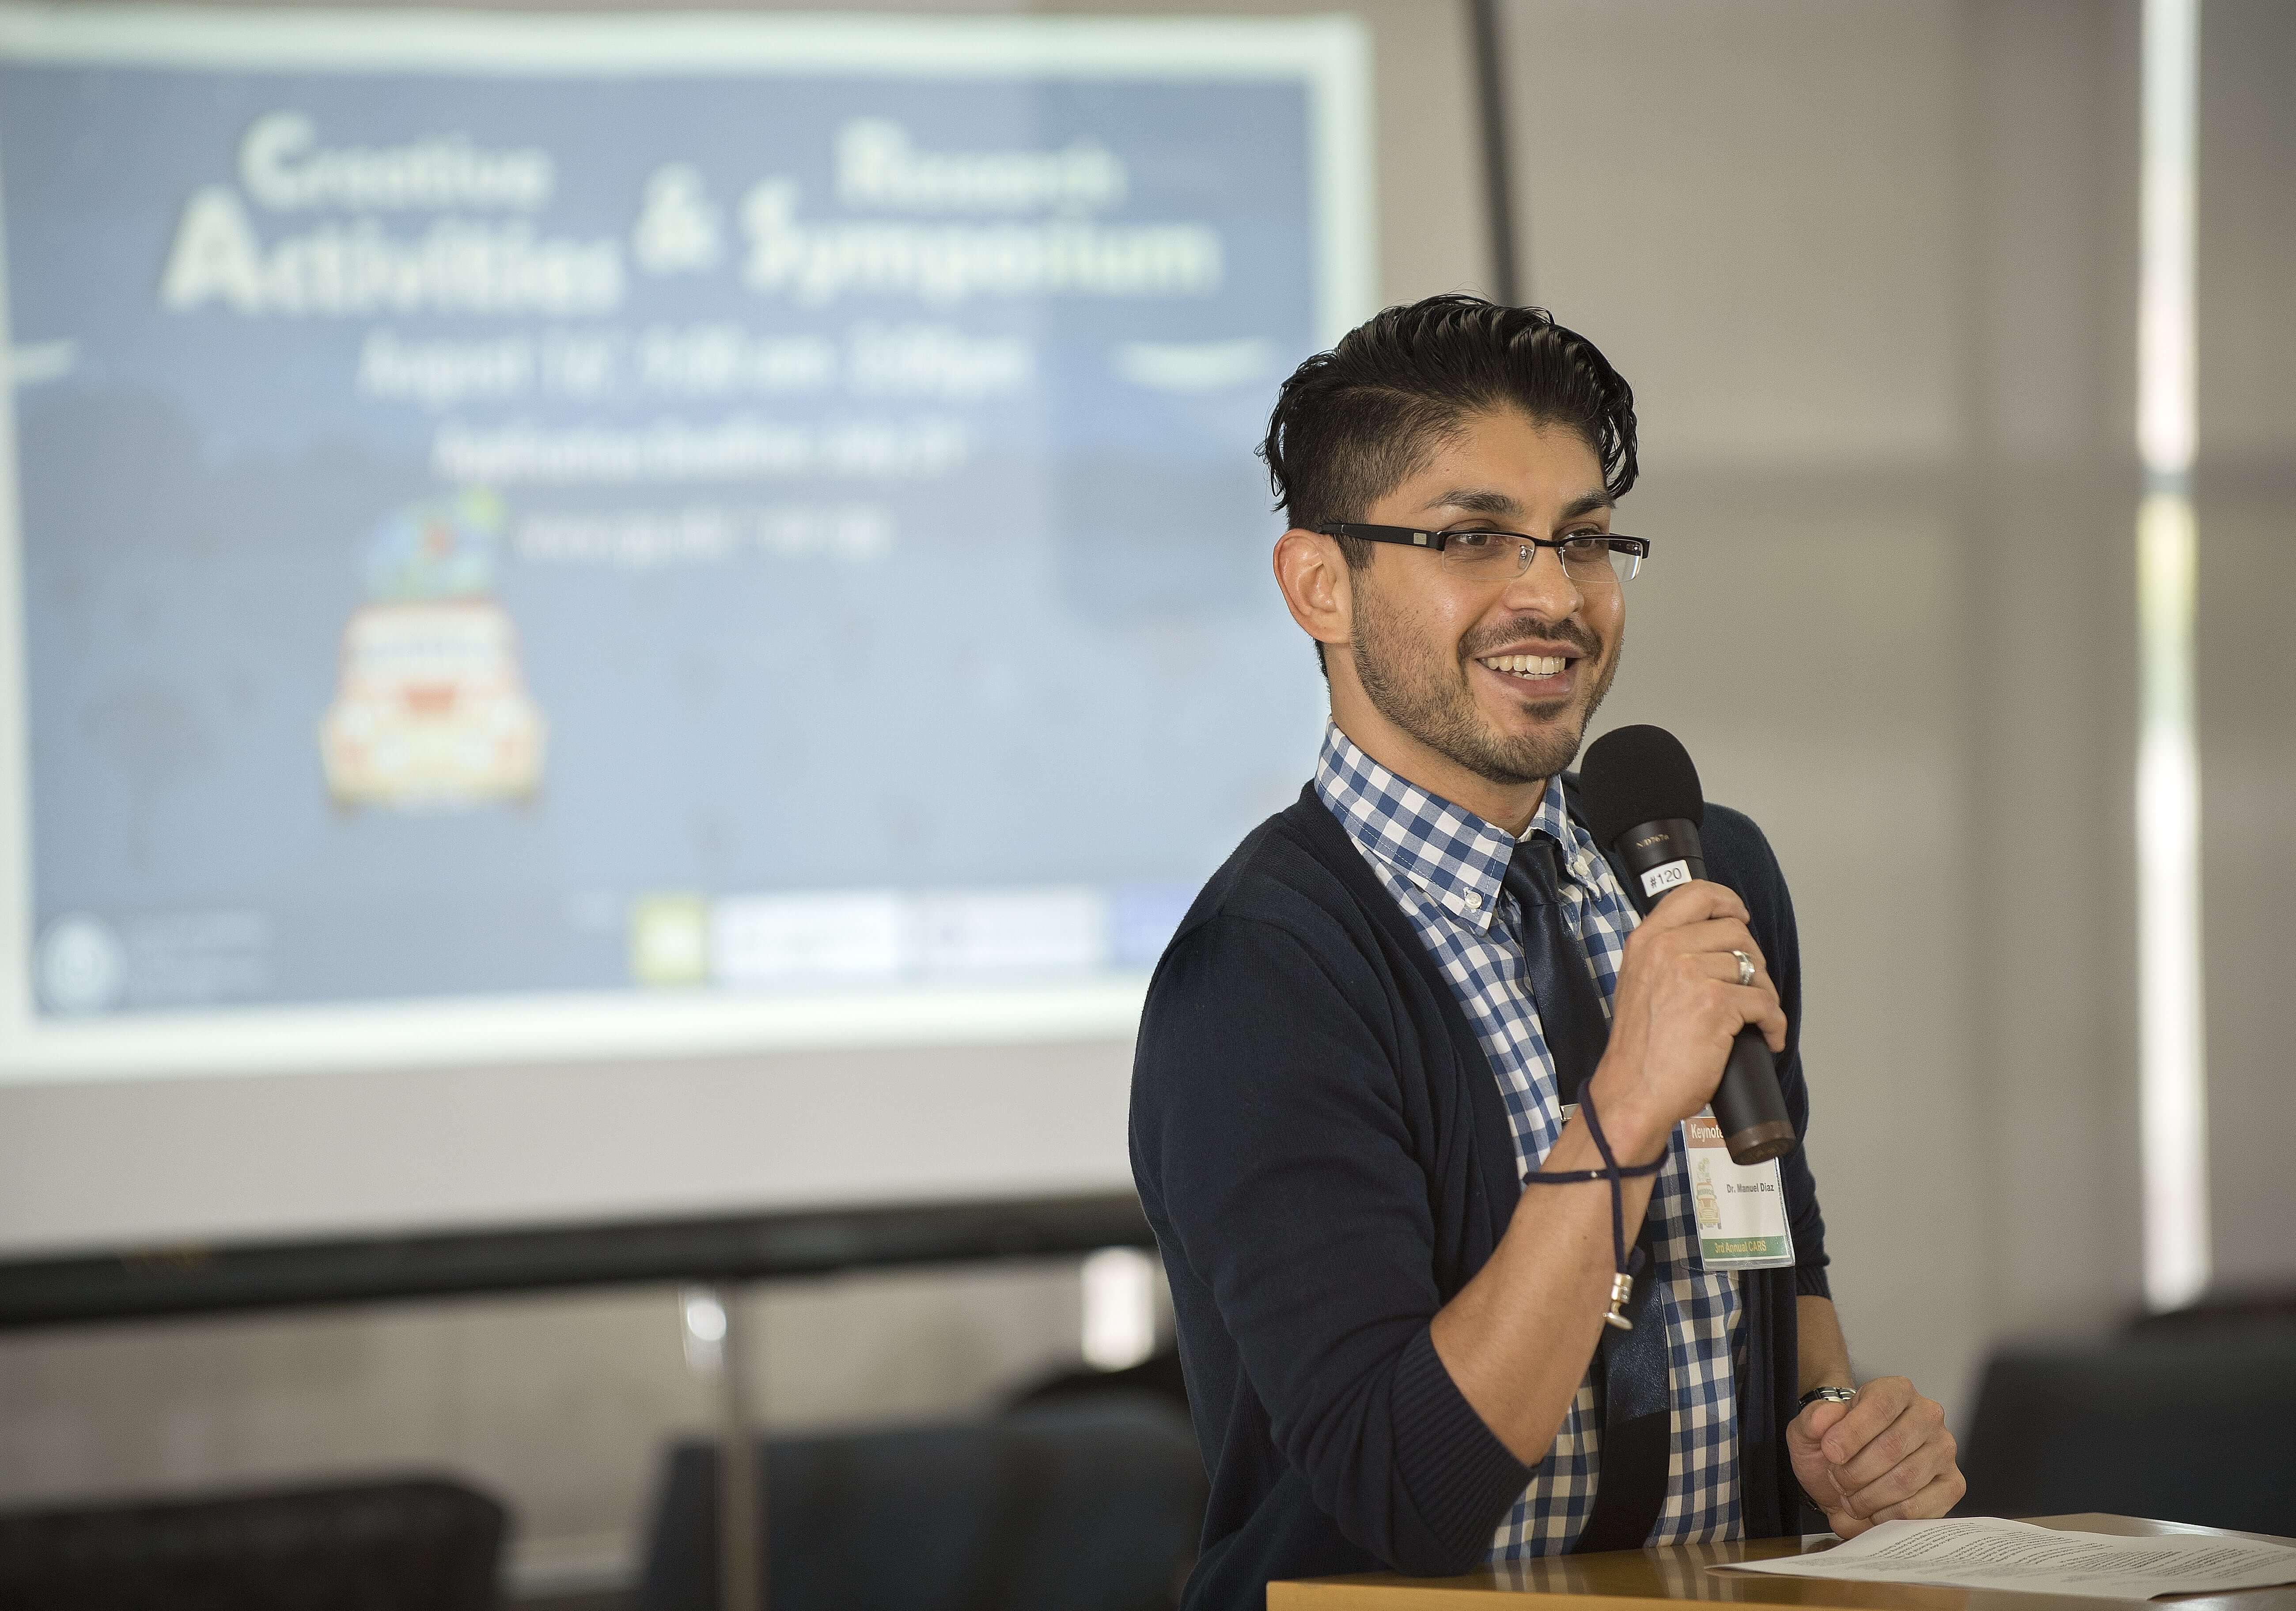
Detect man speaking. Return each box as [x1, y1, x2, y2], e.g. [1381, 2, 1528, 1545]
[1129, 296, 1964, 1608]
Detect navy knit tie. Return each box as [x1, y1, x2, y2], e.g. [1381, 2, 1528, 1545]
[1504, 832, 1671, 1552]
[1500, 836, 1609, 1104]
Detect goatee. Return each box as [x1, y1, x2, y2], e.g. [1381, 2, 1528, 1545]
[1351, 591, 1618, 788]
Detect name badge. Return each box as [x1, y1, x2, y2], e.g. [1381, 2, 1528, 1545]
[1682, 1107, 1796, 1271]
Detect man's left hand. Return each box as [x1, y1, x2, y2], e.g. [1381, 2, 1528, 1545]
[1786, 1376, 1965, 1536]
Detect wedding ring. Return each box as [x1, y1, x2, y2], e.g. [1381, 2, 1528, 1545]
[1731, 949, 1756, 988]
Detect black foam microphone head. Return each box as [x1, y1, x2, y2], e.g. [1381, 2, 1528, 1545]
[1579, 724, 1705, 847]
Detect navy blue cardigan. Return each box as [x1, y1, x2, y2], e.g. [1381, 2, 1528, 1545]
[1129, 784, 1831, 1609]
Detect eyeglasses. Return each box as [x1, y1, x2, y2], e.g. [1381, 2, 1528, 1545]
[1316, 523, 1650, 586]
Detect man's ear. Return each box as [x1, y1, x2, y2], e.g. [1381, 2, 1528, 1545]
[1273, 527, 1355, 658]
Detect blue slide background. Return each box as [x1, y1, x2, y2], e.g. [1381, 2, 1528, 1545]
[1, 57, 1334, 1013]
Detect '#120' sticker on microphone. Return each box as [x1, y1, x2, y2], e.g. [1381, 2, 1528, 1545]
[1640, 859, 1692, 900]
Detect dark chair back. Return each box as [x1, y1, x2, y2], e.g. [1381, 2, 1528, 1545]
[1958, 1332, 2296, 1534]
[640, 1399, 1205, 1611]
[0, 1475, 508, 1611]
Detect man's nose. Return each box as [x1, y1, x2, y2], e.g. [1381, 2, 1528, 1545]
[1499, 544, 1584, 617]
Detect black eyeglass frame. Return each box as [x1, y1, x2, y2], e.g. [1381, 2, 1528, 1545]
[1315, 522, 1651, 579]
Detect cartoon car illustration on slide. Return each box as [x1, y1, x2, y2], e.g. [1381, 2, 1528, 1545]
[320, 600, 546, 808]
[318, 490, 547, 811]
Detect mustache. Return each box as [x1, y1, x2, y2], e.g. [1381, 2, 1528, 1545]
[1459, 615, 1603, 661]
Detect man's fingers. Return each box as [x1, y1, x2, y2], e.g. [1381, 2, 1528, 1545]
[1642, 881, 1750, 931]
[1788, 1398, 1850, 1452]
[1651, 916, 1765, 974]
[1800, 1380, 1965, 1531]
[1820, 1377, 1912, 1464]
[1838, 1425, 1955, 1517]
[1699, 951, 1775, 993]
[1638, 919, 1770, 999]
[1683, 945, 1786, 1052]
[1862, 1467, 1967, 1526]
[1645, 944, 1787, 1056]
[1753, 991, 1789, 1055]
[1834, 1398, 1949, 1492]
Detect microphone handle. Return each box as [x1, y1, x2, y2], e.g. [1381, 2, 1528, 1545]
[1609, 819, 1798, 1165]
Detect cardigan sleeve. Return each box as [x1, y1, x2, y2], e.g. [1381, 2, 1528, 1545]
[1131, 908, 1532, 1576]
[1702, 805, 1830, 1298]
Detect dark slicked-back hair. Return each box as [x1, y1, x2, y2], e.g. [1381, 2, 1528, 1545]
[1259, 296, 1638, 570]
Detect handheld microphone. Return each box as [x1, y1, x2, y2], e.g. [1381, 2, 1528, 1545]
[1579, 724, 1798, 1165]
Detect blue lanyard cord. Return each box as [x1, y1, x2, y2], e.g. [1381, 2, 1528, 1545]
[1520, 1085, 1667, 1284]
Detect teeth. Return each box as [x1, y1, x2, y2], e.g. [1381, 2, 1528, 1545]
[1481, 654, 1567, 677]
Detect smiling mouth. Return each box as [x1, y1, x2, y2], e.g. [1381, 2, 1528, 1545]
[1476, 652, 1572, 681]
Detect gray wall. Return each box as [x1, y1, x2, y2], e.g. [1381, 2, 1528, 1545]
[2194, 0, 2296, 1294]
[6, 0, 2292, 1594]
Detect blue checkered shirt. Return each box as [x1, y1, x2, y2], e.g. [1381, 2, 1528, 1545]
[1313, 725, 1743, 1556]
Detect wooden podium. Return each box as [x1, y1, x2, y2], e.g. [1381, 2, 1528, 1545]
[1269, 1515, 2296, 1611]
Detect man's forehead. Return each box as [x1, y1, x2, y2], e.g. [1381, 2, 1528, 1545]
[1414, 484, 1614, 520]
[1391, 413, 1611, 519]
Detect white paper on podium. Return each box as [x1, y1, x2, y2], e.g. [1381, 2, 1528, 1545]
[1712, 1516, 2296, 1600]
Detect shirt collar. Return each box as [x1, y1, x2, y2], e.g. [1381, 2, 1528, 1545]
[1313, 724, 1604, 933]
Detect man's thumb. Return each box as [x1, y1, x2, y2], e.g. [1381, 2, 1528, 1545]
[1796, 1398, 1850, 1444]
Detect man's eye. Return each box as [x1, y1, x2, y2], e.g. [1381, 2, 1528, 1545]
[1447, 531, 1502, 550]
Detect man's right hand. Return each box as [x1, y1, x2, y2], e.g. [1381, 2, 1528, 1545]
[1589, 880, 1786, 1157]
[1435, 878, 1783, 1460]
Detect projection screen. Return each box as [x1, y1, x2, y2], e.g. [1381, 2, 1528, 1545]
[0, 5, 1371, 1254]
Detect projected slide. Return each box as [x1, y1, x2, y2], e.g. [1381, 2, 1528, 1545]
[0, 10, 1369, 1076]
